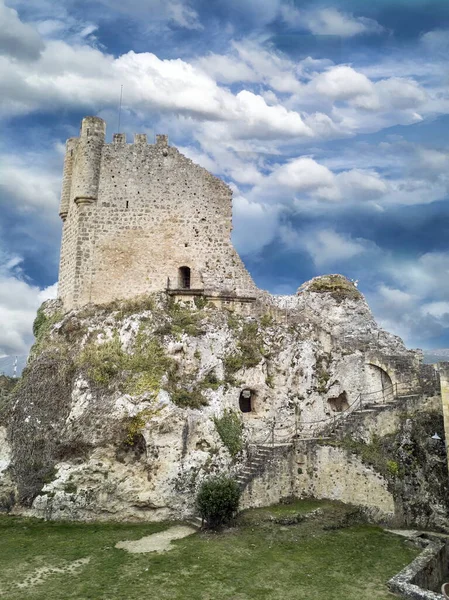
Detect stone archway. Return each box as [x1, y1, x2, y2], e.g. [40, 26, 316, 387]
[365, 363, 394, 400]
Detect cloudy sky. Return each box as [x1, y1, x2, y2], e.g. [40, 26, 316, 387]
[1, 0, 449, 361]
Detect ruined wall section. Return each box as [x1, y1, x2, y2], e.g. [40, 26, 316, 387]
[58, 117, 257, 310]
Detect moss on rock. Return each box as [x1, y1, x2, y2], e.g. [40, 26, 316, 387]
[307, 275, 362, 303]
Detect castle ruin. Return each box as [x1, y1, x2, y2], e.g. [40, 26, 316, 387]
[58, 116, 258, 310]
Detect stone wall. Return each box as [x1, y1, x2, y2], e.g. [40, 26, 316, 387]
[296, 444, 396, 522]
[438, 363, 449, 474]
[58, 117, 257, 310]
[388, 539, 449, 599]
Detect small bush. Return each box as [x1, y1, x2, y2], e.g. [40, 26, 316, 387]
[260, 313, 274, 327]
[170, 388, 208, 409]
[223, 320, 266, 381]
[30, 306, 64, 357]
[166, 301, 204, 336]
[387, 460, 399, 476]
[33, 306, 48, 338]
[201, 370, 222, 390]
[308, 275, 362, 302]
[213, 409, 243, 457]
[124, 408, 160, 445]
[196, 476, 241, 529]
[77, 328, 176, 395]
[194, 296, 209, 310]
[77, 332, 126, 386]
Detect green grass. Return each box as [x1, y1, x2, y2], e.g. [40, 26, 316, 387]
[0, 502, 418, 599]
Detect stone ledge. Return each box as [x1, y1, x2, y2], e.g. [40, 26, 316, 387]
[388, 538, 449, 599]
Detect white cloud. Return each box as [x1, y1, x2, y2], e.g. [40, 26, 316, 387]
[421, 28, 449, 54]
[232, 193, 280, 254]
[0, 0, 44, 60]
[249, 155, 390, 207]
[270, 157, 337, 195]
[336, 169, 388, 199]
[311, 65, 374, 100]
[281, 227, 371, 267]
[366, 253, 449, 347]
[0, 152, 61, 211]
[422, 301, 449, 319]
[0, 253, 57, 355]
[0, 41, 314, 140]
[90, 0, 202, 30]
[301, 8, 383, 37]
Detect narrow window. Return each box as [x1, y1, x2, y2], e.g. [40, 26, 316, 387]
[178, 266, 191, 289]
[239, 389, 252, 413]
[126, 200, 129, 209]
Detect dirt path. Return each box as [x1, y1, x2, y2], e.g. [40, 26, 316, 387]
[115, 525, 196, 554]
[15, 557, 90, 590]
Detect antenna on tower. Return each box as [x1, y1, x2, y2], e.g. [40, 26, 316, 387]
[117, 84, 123, 133]
[13, 356, 17, 378]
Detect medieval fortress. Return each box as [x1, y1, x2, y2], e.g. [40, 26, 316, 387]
[1, 115, 448, 539]
[58, 116, 257, 310]
[56, 116, 449, 485]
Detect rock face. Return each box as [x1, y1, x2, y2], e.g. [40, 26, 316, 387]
[0, 276, 446, 527]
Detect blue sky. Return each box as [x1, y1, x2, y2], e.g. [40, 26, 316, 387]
[0, 0, 449, 358]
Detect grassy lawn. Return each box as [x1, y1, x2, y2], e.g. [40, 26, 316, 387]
[0, 501, 418, 600]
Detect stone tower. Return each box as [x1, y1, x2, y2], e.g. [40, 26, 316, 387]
[58, 117, 258, 310]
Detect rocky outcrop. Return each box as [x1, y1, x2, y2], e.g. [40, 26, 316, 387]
[0, 276, 444, 525]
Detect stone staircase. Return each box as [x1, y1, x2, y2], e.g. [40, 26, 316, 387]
[235, 444, 274, 490]
[326, 393, 421, 438]
[187, 444, 280, 529]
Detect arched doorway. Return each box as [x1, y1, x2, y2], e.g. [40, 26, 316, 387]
[239, 389, 253, 413]
[365, 363, 394, 400]
[178, 266, 191, 289]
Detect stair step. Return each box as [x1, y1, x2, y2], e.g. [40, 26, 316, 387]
[187, 516, 204, 528]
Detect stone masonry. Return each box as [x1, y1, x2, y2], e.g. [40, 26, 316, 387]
[438, 363, 449, 473]
[58, 116, 258, 310]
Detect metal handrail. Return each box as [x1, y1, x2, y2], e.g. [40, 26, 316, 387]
[247, 381, 424, 447]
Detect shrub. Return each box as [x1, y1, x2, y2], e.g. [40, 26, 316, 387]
[260, 313, 274, 327]
[223, 320, 266, 382]
[201, 370, 222, 390]
[124, 408, 160, 445]
[76, 328, 177, 395]
[308, 275, 362, 302]
[166, 301, 204, 336]
[213, 409, 243, 457]
[77, 332, 126, 386]
[170, 387, 208, 409]
[196, 476, 241, 529]
[30, 306, 64, 357]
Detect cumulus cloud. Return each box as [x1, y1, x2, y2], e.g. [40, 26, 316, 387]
[0, 0, 44, 60]
[366, 253, 449, 347]
[281, 226, 371, 267]
[0, 252, 57, 355]
[0, 41, 315, 140]
[0, 152, 61, 210]
[282, 6, 383, 37]
[232, 193, 281, 254]
[249, 155, 390, 206]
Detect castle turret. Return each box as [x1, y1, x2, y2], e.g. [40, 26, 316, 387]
[71, 116, 105, 207]
[59, 138, 78, 221]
